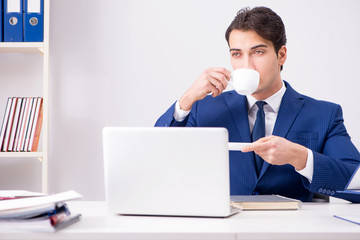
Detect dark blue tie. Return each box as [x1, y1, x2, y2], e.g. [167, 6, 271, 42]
[252, 101, 266, 177]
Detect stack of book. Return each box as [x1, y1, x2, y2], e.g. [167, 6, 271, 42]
[0, 190, 82, 232]
[0, 97, 43, 152]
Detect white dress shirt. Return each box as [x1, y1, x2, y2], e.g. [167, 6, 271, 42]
[174, 82, 314, 181]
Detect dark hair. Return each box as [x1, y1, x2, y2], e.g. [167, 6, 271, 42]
[225, 7, 287, 70]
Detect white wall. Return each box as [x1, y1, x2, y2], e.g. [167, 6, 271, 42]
[0, 0, 360, 200]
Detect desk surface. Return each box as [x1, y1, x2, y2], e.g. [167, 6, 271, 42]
[1, 201, 360, 240]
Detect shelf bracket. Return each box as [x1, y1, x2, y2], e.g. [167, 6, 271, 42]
[38, 47, 44, 56]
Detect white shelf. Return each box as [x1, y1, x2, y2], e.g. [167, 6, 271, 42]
[0, 43, 45, 53]
[0, 152, 44, 159]
[0, 0, 50, 193]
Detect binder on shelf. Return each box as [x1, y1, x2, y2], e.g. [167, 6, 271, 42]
[0, 98, 13, 151]
[13, 97, 26, 151]
[8, 97, 23, 151]
[0, 97, 43, 152]
[16, 97, 31, 152]
[28, 97, 43, 151]
[21, 97, 34, 151]
[24, 0, 44, 42]
[4, 98, 17, 150]
[3, 0, 24, 42]
[24, 97, 37, 150]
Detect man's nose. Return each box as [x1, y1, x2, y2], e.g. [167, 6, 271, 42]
[240, 56, 255, 69]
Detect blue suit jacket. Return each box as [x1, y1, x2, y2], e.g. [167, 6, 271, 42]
[155, 81, 360, 202]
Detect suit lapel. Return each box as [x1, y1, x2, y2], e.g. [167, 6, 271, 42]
[258, 82, 304, 180]
[272, 82, 304, 138]
[224, 91, 252, 142]
[225, 91, 258, 183]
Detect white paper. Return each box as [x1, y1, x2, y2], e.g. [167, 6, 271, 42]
[7, 0, 21, 13]
[0, 190, 82, 211]
[228, 142, 252, 151]
[0, 190, 46, 198]
[28, 0, 41, 13]
[347, 166, 360, 190]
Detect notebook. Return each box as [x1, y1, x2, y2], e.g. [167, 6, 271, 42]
[230, 195, 301, 210]
[102, 127, 240, 217]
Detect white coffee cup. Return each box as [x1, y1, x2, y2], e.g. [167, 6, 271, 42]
[229, 68, 260, 95]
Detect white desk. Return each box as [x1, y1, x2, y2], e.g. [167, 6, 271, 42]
[1, 201, 360, 240]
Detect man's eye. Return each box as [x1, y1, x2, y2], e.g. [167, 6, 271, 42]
[254, 50, 264, 55]
[232, 52, 240, 57]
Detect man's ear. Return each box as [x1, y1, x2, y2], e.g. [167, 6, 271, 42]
[278, 45, 287, 67]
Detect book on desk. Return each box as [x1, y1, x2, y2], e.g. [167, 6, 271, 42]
[230, 195, 301, 210]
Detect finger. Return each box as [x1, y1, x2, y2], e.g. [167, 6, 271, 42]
[241, 142, 258, 152]
[208, 77, 225, 94]
[258, 135, 275, 141]
[211, 71, 230, 90]
[210, 67, 232, 80]
[206, 83, 220, 97]
[224, 69, 232, 81]
[254, 136, 273, 144]
[241, 139, 272, 152]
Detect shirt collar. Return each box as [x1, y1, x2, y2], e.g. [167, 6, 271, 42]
[247, 81, 286, 113]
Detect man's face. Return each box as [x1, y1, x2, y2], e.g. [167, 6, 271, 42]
[228, 29, 286, 99]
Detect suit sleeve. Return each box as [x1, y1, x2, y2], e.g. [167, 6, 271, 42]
[303, 104, 360, 202]
[155, 102, 196, 127]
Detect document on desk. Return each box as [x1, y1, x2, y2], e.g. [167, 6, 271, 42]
[0, 190, 46, 200]
[0, 190, 82, 212]
[0, 191, 82, 232]
[334, 215, 360, 225]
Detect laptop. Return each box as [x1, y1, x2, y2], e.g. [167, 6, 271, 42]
[102, 127, 240, 217]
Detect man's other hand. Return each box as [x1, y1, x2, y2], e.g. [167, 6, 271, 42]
[179, 67, 231, 111]
[241, 135, 308, 171]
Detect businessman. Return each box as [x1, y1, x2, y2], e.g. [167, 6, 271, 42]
[155, 7, 360, 202]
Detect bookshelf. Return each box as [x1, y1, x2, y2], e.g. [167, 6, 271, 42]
[0, 0, 50, 193]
